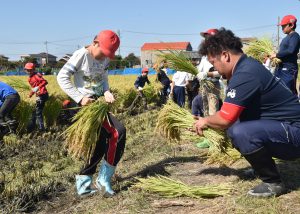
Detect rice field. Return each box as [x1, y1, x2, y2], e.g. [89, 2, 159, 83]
[1, 75, 300, 214]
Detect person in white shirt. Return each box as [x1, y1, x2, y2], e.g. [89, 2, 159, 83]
[263, 54, 272, 71]
[57, 30, 126, 197]
[196, 29, 222, 116]
[170, 71, 189, 107]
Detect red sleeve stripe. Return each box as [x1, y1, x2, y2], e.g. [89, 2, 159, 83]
[219, 102, 245, 122]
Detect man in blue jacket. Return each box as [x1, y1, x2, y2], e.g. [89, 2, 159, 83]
[271, 15, 300, 95]
[0, 81, 20, 126]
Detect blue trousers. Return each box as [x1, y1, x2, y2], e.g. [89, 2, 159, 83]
[173, 86, 185, 107]
[192, 94, 203, 117]
[227, 120, 300, 160]
[274, 65, 298, 95]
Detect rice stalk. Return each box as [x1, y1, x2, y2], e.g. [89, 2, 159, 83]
[43, 95, 63, 127]
[245, 37, 281, 65]
[13, 100, 34, 133]
[157, 49, 215, 90]
[155, 100, 230, 153]
[63, 98, 113, 160]
[157, 49, 198, 75]
[6, 78, 31, 93]
[134, 175, 231, 198]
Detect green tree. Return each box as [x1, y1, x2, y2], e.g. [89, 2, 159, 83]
[123, 53, 140, 67]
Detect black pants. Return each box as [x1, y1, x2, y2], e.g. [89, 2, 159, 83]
[29, 93, 48, 130]
[80, 113, 126, 175]
[0, 93, 20, 121]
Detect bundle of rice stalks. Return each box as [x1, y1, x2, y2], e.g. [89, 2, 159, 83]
[43, 95, 63, 127]
[245, 38, 281, 65]
[134, 175, 231, 198]
[206, 147, 242, 165]
[6, 78, 30, 93]
[13, 100, 34, 133]
[120, 88, 138, 108]
[143, 83, 161, 103]
[156, 100, 230, 153]
[158, 49, 215, 90]
[158, 50, 198, 75]
[63, 98, 113, 160]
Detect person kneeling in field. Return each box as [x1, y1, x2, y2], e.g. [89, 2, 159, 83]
[194, 28, 300, 197]
[57, 30, 126, 197]
[0, 81, 20, 126]
[134, 67, 150, 108]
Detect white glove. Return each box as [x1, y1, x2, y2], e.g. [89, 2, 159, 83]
[104, 91, 115, 103]
[32, 86, 39, 92]
[138, 87, 143, 91]
[197, 72, 207, 81]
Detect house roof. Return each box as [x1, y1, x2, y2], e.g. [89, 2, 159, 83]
[25, 52, 57, 58]
[141, 42, 191, 51]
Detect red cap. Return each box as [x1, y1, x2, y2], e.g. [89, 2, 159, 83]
[142, 67, 149, 73]
[200, 29, 218, 37]
[96, 30, 120, 59]
[62, 100, 71, 108]
[24, 62, 35, 70]
[279, 15, 297, 26]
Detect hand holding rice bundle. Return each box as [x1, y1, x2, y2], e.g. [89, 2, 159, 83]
[245, 38, 281, 66]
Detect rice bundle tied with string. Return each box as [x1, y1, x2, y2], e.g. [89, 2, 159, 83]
[63, 98, 113, 160]
[134, 175, 231, 198]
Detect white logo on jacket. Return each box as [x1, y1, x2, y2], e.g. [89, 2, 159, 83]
[227, 89, 236, 98]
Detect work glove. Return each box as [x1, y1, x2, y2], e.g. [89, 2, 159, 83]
[197, 72, 207, 81]
[138, 87, 143, 91]
[104, 91, 115, 103]
[32, 86, 39, 92]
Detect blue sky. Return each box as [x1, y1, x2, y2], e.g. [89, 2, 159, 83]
[0, 0, 299, 61]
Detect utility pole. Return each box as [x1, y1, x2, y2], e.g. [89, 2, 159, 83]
[277, 16, 280, 49]
[117, 29, 121, 56]
[44, 41, 49, 65]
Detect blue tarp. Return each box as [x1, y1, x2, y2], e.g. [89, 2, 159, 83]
[4, 68, 176, 76]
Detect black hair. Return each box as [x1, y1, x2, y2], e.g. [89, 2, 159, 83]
[291, 23, 297, 30]
[199, 27, 243, 57]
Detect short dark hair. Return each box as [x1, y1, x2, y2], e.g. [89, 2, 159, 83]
[199, 28, 243, 57]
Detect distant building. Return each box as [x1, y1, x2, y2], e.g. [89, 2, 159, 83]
[0, 55, 9, 61]
[21, 52, 57, 66]
[141, 42, 194, 68]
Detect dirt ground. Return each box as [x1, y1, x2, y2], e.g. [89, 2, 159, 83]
[1, 109, 300, 214]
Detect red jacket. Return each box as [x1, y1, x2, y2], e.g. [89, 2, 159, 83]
[28, 72, 48, 97]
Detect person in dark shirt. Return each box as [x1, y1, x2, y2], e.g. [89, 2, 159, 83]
[195, 28, 300, 198]
[271, 15, 300, 95]
[0, 82, 20, 126]
[134, 67, 151, 109]
[25, 62, 49, 131]
[134, 67, 150, 90]
[154, 64, 171, 104]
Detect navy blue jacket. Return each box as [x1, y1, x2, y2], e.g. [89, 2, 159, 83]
[134, 75, 150, 88]
[224, 54, 300, 122]
[277, 31, 300, 68]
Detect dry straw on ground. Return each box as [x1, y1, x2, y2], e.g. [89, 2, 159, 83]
[134, 175, 231, 198]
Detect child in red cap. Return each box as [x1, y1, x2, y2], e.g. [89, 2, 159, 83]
[271, 15, 300, 95]
[57, 30, 126, 197]
[24, 62, 49, 132]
